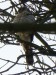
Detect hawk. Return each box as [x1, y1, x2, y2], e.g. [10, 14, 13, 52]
[13, 7, 35, 65]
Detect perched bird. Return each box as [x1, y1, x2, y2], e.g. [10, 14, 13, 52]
[13, 7, 35, 65]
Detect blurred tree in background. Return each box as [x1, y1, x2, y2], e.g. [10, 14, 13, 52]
[0, 0, 56, 75]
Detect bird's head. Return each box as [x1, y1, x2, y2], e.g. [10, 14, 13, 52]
[19, 7, 31, 15]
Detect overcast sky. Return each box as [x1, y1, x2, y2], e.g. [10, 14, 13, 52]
[0, 0, 56, 75]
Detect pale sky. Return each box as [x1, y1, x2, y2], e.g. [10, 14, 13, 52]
[0, 0, 56, 75]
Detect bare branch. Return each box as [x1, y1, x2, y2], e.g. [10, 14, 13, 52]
[0, 54, 25, 73]
[0, 22, 56, 33]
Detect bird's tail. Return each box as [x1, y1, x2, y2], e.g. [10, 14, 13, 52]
[25, 49, 33, 65]
[24, 45, 33, 65]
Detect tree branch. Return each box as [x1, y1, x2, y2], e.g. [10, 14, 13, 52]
[0, 22, 56, 33]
